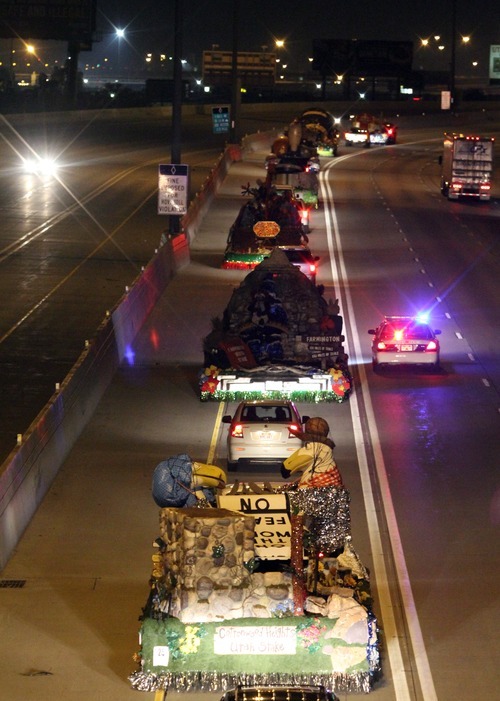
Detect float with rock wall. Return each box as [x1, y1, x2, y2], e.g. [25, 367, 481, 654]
[129, 449, 381, 695]
[201, 249, 352, 403]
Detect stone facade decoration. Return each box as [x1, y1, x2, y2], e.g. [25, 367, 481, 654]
[158, 507, 294, 622]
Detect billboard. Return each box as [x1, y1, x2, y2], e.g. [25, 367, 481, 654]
[489, 45, 500, 82]
[202, 50, 276, 87]
[313, 39, 413, 77]
[0, 0, 96, 41]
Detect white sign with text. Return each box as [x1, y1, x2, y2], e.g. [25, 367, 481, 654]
[214, 625, 297, 655]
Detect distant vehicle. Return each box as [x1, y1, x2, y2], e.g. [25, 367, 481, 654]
[222, 399, 309, 471]
[220, 687, 339, 701]
[344, 114, 397, 147]
[344, 126, 370, 147]
[269, 184, 312, 231]
[21, 155, 59, 176]
[369, 122, 397, 145]
[368, 315, 441, 370]
[278, 245, 319, 282]
[440, 133, 494, 201]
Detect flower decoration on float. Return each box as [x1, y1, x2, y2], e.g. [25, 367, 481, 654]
[328, 365, 351, 399]
[296, 617, 327, 653]
[271, 600, 295, 618]
[198, 365, 220, 393]
[165, 625, 207, 659]
[201, 389, 345, 403]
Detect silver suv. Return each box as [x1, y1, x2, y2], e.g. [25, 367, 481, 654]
[222, 399, 309, 471]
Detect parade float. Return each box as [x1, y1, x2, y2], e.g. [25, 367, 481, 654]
[129, 429, 381, 694]
[298, 109, 340, 157]
[202, 248, 351, 403]
[265, 121, 320, 208]
[221, 188, 308, 273]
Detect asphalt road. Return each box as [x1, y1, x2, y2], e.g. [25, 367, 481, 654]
[0, 107, 499, 701]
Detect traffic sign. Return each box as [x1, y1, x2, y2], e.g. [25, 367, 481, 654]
[158, 164, 189, 215]
[212, 106, 230, 134]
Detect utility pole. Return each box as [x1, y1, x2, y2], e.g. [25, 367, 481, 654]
[229, 0, 240, 144]
[170, 0, 183, 234]
[449, 0, 457, 109]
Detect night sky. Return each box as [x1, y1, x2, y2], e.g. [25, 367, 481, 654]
[0, 0, 497, 79]
[94, 0, 499, 71]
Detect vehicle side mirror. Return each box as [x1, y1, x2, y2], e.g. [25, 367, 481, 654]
[302, 416, 310, 424]
[222, 415, 232, 424]
[314, 256, 320, 262]
[368, 329, 376, 335]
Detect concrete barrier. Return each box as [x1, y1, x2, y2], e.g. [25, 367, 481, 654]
[0, 233, 190, 571]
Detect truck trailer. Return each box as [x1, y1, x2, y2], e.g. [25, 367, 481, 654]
[440, 133, 494, 201]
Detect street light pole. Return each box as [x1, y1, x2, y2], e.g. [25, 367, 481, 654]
[450, 0, 457, 108]
[170, 0, 183, 234]
[229, 0, 239, 144]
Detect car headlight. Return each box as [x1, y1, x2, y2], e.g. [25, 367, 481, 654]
[22, 157, 59, 176]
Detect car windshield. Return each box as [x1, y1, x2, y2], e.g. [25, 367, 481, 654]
[224, 689, 329, 701]
[241, 405, 292, 422]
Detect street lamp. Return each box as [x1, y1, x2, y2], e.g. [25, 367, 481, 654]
[450, 0, 457, 106]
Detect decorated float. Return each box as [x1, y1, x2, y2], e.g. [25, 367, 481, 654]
[265, 120, 320, 208]
[298, 109, 340, 158]
[129, 425, 381, 694]
[203, 248, 351, 403]
[221, 175, 312, 272]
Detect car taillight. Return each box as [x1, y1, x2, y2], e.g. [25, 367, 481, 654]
[426, 340, 438, 351]
[386, 128, 393, 135]
[309, 263, 317, 274]
[377, 341, 387, 350]
[394, 330, 404, 341]
[480, 183, 490, 191]
[299, 209, 309, 221]
[231, 423, 244, 438]
[288, 423, 299, 437]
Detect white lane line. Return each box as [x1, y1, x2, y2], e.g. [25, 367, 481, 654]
[320, 163, 438, 701]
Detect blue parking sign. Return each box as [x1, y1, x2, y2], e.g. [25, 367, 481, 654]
[212, 106, 230, 134]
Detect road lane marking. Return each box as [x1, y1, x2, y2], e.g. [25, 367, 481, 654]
[207, 401, 227, 466]
[320, 160, 438, 701]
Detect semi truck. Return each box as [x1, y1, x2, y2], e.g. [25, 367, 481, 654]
[440, 133, 495, 201]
